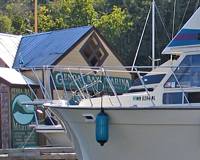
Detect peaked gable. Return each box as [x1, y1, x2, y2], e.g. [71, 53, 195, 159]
[13, 26, 93, 68]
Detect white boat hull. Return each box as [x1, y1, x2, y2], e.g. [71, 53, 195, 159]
[49, 107, 200, 160]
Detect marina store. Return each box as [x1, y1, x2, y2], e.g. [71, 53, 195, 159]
[0, 26, 131, 148]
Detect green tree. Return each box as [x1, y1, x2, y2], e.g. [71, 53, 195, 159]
[1, 0, 198, 65]
[0, 14, 12, 32]
[4, 1, 33, 34]
[37, 0, 132, 64]
[93, 6, 132, 43]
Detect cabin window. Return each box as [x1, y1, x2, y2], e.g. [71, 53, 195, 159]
[128, 88, 154, 93]
[80, 33, 108, 66]
[163, 92, 183, 104]
[132, 74, 165, 86]
[186, 92, 200, 103]
[163, 92, 200, 104]
[164, 55, 200, 88]
[198, 33, 200, 40]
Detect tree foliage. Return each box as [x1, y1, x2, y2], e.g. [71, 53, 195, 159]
[0, 0, 199, 65]
[0, 14, 12, 32]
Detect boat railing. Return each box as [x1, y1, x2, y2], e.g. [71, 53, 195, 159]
[16, 65, 151, 106]
[17, 65, 200, 107]
[68, 69, 103, 98]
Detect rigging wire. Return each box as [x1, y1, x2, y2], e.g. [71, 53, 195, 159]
[172, 0, 177, 39]
[195, 0, 200, 12]
[155, 4, 171, 41]
[178, 0, 191, 31]
[131, 4, 151, 70]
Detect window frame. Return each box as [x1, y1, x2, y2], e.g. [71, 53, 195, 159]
[80, 33, 108, 66]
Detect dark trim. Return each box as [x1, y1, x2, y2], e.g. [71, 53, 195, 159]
[0, 77, 12, 86]
[10, 83, 39, 88]
[12, 36, 23, 68]
[36, 128, 64, 131]
[128, 88, 154, 93]
[50, 69, 54, 99]
[53, 26, 94, 65]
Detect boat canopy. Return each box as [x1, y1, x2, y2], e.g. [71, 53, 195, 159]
[162, 7, 200, 55]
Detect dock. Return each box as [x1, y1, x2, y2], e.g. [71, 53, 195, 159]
[0, 147, 77, 160]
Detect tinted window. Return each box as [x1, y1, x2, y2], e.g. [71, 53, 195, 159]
[187, 92, 200, 103]
[163, 92, 200, 104]
[133, 74, 165, 86]
[128, 88, 154, 93]
[163, 92, 183, 104]
[165, 55, 200, 88]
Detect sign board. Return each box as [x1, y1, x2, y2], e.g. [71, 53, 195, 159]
[53, 71, 131, 94]
[11, 88, 38, 148]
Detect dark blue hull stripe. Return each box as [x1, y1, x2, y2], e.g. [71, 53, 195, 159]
[168, 29, 200, 47]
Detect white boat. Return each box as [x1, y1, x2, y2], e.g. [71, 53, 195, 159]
[40, 4, 200, 160]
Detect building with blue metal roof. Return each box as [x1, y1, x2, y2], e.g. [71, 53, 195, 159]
[13, 25, 125, 69]
[13, 26, 93, 68]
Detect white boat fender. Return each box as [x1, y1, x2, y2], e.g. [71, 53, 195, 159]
[95, 110, 109, 146]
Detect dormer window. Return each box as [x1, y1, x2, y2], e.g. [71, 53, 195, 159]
[80, 33, 108, 66]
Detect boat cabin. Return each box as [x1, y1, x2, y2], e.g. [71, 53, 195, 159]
[126, 53, 200, 107]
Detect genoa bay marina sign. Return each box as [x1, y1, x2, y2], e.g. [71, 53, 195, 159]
[53, 71, 131, 94]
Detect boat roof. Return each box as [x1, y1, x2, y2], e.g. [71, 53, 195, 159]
[162, 7, 200, 55]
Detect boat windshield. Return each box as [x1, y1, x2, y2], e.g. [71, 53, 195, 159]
[132, 74, 165, 86]
[164, 55, 200, 88]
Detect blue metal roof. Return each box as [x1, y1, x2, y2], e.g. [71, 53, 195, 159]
[13, 26, 93, 68]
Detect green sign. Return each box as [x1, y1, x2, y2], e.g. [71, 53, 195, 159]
[11, 88, 38, 148]
[53, 71, 131, 94]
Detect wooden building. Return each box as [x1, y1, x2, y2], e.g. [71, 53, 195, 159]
[13, 26, 131, 100]
[0, 33, 39, 149]
[0, 26, 131, 149]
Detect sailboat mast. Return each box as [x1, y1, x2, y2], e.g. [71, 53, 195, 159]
[152, 0, 155, 69]
[34, 0, 38, 33]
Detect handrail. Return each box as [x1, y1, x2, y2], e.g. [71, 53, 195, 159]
[18, 65, 200, 108]
[170, 67, 191, 105]
[32, 68, 51, 100]
[103, 68, 122, 107]
[17, 69, 38, 99]
[60, 70, 69, 102]
[79, 69, 93, 107]
[18, 64, 200, 70]
[50, 70, 61, 100]
[68, 68, 86, 99]
[135, 68, 155, 107]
